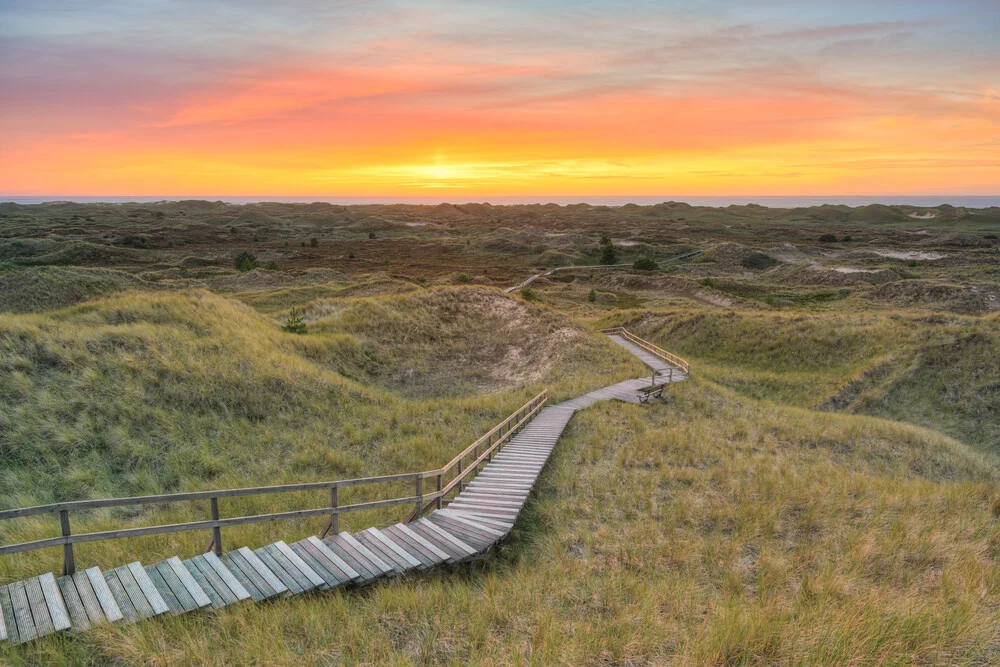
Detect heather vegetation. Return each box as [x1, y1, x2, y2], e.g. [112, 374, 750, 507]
[1, 200, 998, 664]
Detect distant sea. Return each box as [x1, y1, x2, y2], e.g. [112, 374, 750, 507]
[1, 195, 998, 208]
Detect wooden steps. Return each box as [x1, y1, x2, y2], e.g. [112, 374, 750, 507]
[2, 329, 682, 646]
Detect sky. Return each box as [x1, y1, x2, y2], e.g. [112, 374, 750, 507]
[1, 0, 998, 198]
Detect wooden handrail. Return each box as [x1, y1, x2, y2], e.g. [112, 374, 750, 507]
[600, 326, 691, 374]
[0, 391, 547, 570]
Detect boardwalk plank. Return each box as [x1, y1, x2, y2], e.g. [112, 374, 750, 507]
[183, 558, 225, 609]
[102, 570, 138, 623]
[114, 565, 155, 619]
[261, 543, 310, 594]
[1, 586, 19, 644]
[153, 561, 199, 613]
[223, 551, 269, 601]
[189, 555, 237, 606]
[144, 566, 182, 615]
[84, 568, 123, 623]
[128, 562, 170, 616]
[415, 518, 478, 559]
[8, 582, 36, 643]
[396, 524, 450, 562]
[275, 541, 325, 589]
[382, 525, 439, 568]
[167, 557, 212, 608]
[288, 542, 336, 590]
[255, 545, 302, 595]
[24, 577, 55, 638]
[203, 552, 251, 602]
[39, 573, 71, 631]
[306, 536, 359, 581]
[221, 553, 265, 601]
[56, 576, 89, 632]
[338, 532, 394, 576]
[323, 535, 380, 581]
[236, 547, 287, 596]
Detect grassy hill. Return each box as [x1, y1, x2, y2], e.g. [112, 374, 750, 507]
[617, 308, 1000, 453]
[1, 201, 998, 664]
[9, 383, 997, 665]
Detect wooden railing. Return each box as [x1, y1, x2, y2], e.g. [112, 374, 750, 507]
[600, 327, 691, 374]
[0, 391, 547, 575]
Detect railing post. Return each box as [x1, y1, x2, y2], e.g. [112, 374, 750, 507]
[60, 510, 75, 576]
[436, 473, 443, 509]
[415, 476, 423, 519]
[457, 459, 464, 492]
[319, 485, 340, 538]
[210, 497, 222, 556]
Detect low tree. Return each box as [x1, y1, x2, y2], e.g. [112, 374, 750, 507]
[282, 308, 308, 334]
[633, 257, 658, 271]
[520, 287, 538, 301]
[600, 241, 617, 265]
[234, 251, 259, 272]
[310, 237, 319, 248]
[588, 288, 597, 303]
[368, 232, 377, 239]
[818, 233, 838, 243]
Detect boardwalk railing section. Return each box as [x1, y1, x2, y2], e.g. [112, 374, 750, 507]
[599, 326, 691, 375]
[0, 391, 548, 578]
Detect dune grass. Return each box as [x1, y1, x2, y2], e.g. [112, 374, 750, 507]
[605, 308, 1000, 453]
[6, 382, 997, 665]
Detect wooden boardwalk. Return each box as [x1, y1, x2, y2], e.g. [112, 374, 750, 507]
[1, 330, 686, 645]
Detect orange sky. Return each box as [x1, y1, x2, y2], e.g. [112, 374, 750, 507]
[1, 1, 997, 197]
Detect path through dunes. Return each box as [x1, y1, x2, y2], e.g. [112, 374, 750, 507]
[0, 331, 686, 646]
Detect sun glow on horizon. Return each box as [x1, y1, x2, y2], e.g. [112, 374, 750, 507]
[1, 1, 997, 196]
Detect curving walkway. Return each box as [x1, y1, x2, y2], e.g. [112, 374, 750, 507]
[1, 333, 685, 646]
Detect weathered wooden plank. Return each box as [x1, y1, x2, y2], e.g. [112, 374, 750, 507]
[407, 521, 464, 563]
[353, 531, 409, 575]
[440, 510, 511, 535]
[263, 543, 314, 593]
[8, 581, 36, 643]
[236, 547, 287, 596]
[74, 571, 106, 625]
[255, 545, 303, 595]
[24, 576, 56, 637]
[322, 535, 378, 581]
[427, 514, 495, 548]
[275, 541, 325, 589]
[288, 542, 335, 590]
[56, 576, 89, 631]
[221, 553, 266, 601]
[167, 557, 212, 609]
[114, 566, 155, 619]
[203, 552, 251, 602]
[368, 528, 424, 570]
[39, 573, 71, 632]
[382, 525, 439, 568]
[144, 566, 183, 615]
[85, 567, 123, 623]
[128, 562, 169, 616]
[183, 558, 226, 609]
[295, 539, 349, 584]
[306, 535, 360, 581]
[0, 587, 7, 642]
[190, 555, 237, 606]
[153, 561, 199, 613]
[416, 517, 478, 555]
[260, 544, 308, 594]
[396, 524, 451, 562]
[0, 585, 17, 644]
[102, 570, 139, 623]
[337, 532, 394, 576]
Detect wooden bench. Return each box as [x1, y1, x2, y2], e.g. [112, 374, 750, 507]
[638, 382, 668, 404]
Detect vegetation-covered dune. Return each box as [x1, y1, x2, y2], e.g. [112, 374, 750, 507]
[1, 201, 998, 664]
